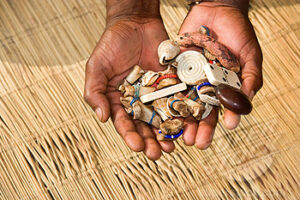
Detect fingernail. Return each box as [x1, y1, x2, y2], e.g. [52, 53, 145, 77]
[95, 108, 103, 122]
[248, 90, 255, 101]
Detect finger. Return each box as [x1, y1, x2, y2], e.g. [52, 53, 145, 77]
[84, 57, 112, 122]
[223, 109, 241, 130]
[195, 108, 218, 150]
[224, 50, 263, 129]
[110, 97, 145, 152]
[152, 127, 176, 153]
[135, 122, 162, 160]
[158, 140, 175, 153]
[182, 116, 198, 146]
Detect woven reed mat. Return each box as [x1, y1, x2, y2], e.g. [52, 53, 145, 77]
[0, 0, 299, 199]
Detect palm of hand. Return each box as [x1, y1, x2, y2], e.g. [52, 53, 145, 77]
[178, 4, 263, 148]
[85, 17, 174, 160]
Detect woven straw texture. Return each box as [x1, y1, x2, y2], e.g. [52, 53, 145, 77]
[0, 0, 299, 199]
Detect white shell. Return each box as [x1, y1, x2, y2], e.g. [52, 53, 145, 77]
[198, 94, 220, 106]
[141, 71, 159, 86]
[176, 50, 207, 85]
[201, 103, 213, 119]
[158, 40, 180, 65]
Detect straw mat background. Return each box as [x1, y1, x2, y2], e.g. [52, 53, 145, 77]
[0, 0, 299, 199]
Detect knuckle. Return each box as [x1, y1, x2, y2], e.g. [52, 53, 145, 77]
[83, 89, 92, 104]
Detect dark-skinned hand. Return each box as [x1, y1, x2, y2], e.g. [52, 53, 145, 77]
[84, 16, 175, 160]
[179, 2, 263, 149]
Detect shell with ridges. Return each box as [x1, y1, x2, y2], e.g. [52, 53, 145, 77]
[158, 40, 181, 65]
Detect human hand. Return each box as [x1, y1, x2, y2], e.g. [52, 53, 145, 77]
[84, 0, 175, 160]
[179, 1, 263, 149]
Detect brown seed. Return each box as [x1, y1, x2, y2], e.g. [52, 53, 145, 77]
[216, 84, 252, 115]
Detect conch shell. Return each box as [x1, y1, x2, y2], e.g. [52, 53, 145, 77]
[152, 98, 172, 121]
[119, 84, 155, 97]
[160, 119, 183, 135]
[125, 65, 145, 84]
[156, 66, 178, 90]
[167, 96, 190, 117]
[158, 40, 181, 65]
[120, 96, 161, 128]
[174, 93, 205, 120]
[141, 71, 159, 86]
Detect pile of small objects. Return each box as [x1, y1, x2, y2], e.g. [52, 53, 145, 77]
[119, 26, 252, 141]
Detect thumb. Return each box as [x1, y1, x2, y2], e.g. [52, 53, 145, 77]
[84, 58, 111, 122]
[224, 55, 263, 129]
[240, 59, 263, 101]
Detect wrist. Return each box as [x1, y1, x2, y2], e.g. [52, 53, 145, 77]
[189, 0, 250, 15]
[106, 0, 160, 22]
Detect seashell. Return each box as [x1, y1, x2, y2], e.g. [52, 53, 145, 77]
[160, 119, 183, 135]
[141, 71, 159, 86]
[175, 50, 207, 85]
[201, 103, 213, 119]
[198, 94, 220, 106]
[167, 96, 190, 117]
[158, 40, 181, 65]
[152, 98, 172, 121]
[132, 101, 161, 128]
[174, 93, 205, 120]
[156, 66, 178, 89]
[126, 65, 145, 84]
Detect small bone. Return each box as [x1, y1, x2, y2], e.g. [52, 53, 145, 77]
[157, 66, 178, 89]
[195, 78, 216, 95]
[160, 119, 183, 135]
[120, 96, 161, 128]
[174, 93, 205, 120]
[126, 65, 145, 84]
[119, 85, 135, 97]
[119, 85, 155, 97]
[120, 96, 133, 109]
[167, 96, 190, 118]
[141, 71, 159, 86]
[152, 98, 172, 121]
[132, 101, 161, 128]
[158, 40, 181, 65]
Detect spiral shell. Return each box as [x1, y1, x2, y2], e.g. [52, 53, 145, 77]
[158, 40, 181, 65]
[175, 50, 207, 85]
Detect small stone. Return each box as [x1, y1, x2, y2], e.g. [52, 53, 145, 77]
[216, 84, 252, 115]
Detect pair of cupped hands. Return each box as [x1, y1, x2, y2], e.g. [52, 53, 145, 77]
[84, 2, 263, 160]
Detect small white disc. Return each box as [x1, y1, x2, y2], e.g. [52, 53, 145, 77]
[176, 50, 207, 85]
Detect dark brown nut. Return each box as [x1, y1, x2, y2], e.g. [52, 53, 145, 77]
[216, 84, 252, 115]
